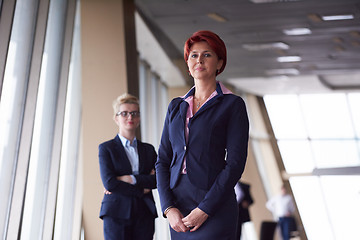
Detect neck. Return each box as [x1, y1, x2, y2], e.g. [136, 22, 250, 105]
[194, 80, 217, 100]
[119, 130, 136, 143]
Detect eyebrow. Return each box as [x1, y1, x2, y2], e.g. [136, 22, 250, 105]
[190, 50, 212, 53]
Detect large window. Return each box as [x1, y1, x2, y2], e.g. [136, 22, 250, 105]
[0, 0, 81, 238]
[264, 93, 360, 240]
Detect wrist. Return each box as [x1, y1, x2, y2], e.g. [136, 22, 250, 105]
[164, 206, 174, 217]
[130, 175, 136, 185]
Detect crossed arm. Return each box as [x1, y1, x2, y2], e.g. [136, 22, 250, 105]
[104, 169, 155, 195]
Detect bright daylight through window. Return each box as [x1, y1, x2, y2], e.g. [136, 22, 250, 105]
[264, 93, 360, 240]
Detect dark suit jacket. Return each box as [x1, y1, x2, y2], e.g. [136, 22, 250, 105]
[156, 82, 249, 217]
[237, 182, 254, 223]
[99, 135, 158, 220]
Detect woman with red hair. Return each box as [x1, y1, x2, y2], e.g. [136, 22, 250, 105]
[156, 30, 249, 239]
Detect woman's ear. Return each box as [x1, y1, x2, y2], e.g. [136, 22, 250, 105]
[217, 59, 224, 72]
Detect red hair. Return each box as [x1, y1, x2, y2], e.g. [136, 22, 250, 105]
[184, 30, 227, 75]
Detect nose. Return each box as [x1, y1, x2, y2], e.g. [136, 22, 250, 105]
[197, 55, 203, 63]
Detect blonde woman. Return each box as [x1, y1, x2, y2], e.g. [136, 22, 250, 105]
[99, 93, 157, 240]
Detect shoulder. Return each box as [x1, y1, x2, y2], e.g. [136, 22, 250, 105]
[99, 136, 118, 149]
[164, 97, 185, 120]
[137, 140, 156, 153]
[219, 94, 247, 114]
[223, 93, 246, 104]
[137, 140, 157, 158]
[138, 140, 155, 150]
[168, 97, 183, 109]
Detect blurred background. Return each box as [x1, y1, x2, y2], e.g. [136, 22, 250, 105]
[0, 0, 359, 239]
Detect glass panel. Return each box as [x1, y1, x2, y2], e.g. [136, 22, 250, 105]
[320, 176, 360, 240]
[53, 1, 81, 238]
[300, 94, 354, 139]
[264, 95, 307, 139]
[278, 140, 315, 173]
[348, 93, 360, 138]
[21, 0, 67, 237]
[311, 140, 360, 168]
[290, 176, 334, 240]
[0, 0, 38, 236]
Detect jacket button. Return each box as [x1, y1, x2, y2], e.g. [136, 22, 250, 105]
[184, 146, 186, 150]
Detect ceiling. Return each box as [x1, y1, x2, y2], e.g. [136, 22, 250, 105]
[135, 0, 360, 95]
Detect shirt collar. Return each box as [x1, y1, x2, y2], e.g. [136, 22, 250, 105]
[182, 81, 232, 100]
[119, 134, 137, 148]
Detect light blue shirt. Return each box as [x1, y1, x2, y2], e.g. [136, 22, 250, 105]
[119, 135, 139, 184]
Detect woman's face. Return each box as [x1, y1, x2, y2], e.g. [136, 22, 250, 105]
[115, 103, 140, 133]
[187, 41, 223, 80]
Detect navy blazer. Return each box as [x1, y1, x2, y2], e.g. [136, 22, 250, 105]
[237, 182, 254, 223]
[156, 83, 249, 217]
[99, 135, 158, 220]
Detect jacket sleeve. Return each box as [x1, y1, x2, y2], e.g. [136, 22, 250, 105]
[155, 100, 178, 214]
[98, 143, 143, 197]
[134, 144, 157, 189]
[198, 97, 249, 216]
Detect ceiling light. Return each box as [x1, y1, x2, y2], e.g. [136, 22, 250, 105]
[242, 42, 289, 51]
[321, 14, 354, 21]
[283, 28, 311, 35]
[207, 13, 227, 22]
[266, 68, 299, 75]
[319, 73, 360, 90]
[277, 56, 302, 62]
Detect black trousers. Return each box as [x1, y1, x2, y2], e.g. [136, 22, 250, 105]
[103, 199, 155, 240]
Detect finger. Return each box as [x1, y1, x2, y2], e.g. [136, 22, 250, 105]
[190, 225, 199, 232]
[179, 223, 189, 232]
[182, 219, 192, 230]
[182, 219, 194, 229]
[173, 225, 187, 233]
[181, 216, 190, 225]
[175, 221, 189, 232]
[181, 219, 189, 226]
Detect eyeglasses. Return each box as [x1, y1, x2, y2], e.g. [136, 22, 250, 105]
[116, 111, 140, 118]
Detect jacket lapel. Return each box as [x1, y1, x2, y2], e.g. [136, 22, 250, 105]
[137, 141, 145, 173]
[179, 101, 189, 123]
[114, 135, 132, 172]
[180, 86, 194, 123]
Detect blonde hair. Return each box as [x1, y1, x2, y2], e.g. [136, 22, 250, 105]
[112, 93, 139, 118]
